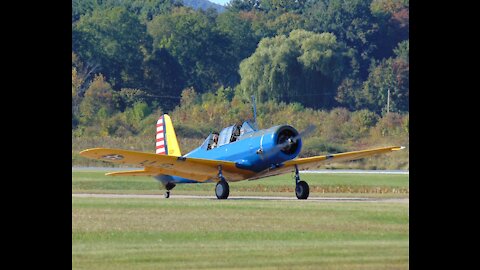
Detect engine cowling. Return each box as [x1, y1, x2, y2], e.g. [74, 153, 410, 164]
[273, 125, 302, 160]
[234, 125, 303, 172]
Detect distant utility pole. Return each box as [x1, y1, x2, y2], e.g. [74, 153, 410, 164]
[387, 88, 390, 114]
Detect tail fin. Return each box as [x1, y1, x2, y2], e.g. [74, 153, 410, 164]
[156, 114, 182, 156]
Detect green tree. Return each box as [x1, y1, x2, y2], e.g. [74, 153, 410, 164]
[79, 74, 118, 124]
[336, 40, 408, 113]
[226, 0, 261, 12]
[303, 0, 385, 78]
[393, 40, 409, 62]
[129, 0, 183, 22]
[364, 40, 408, 114]
[361, 58, 408, 114]
[370, 0, 409, 60]
[124, 101, 152, 131]
[228, 3, 304, 38]
[370, 0, 409, 15]
[335, 77, 364, 110]
[73, 6, 149, 89]
[238, 29, 352, 109]
[72, 0, 182, 23]
[345, 109, 379, 139]
[116, 88, 148, 109]
[258, 0, 306, 13]
[72, 0, 100, 22]
[265, 12, 305, 36]
[141, 48, 185, 110]
[216, 10, 260, 85]
[72, 52, 99, 128]
[148, 7, 231, 92]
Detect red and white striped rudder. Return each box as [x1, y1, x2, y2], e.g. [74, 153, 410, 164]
[156, 116, 166, 155]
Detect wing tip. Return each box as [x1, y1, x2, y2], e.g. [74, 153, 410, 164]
[105, 169, 152, 177]
[79, 148, 104, 156]
[392, 146, 406, 151]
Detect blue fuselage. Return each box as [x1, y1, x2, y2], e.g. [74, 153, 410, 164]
[155, 125, 302, 185]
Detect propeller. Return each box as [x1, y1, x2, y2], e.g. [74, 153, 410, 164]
[259, 124, 316, 160]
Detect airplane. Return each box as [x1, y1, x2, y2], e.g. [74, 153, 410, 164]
[80, 108, 404, 200]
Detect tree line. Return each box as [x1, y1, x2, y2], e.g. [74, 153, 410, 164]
[72, 0, 409, 135]
[72, 87, 409, 169]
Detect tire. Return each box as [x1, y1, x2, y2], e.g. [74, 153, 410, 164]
[215, 181, 230, 199]
[164, 191, 170, 198]
[295, 181, 309, 200]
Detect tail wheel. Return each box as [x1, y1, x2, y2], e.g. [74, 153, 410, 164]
[215, 180, 230, 199]
[295, 181, 309, 200]
[163, 182, 175, 199]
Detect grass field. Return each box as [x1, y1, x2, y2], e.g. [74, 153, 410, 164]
[72, 171, 409, 269]
[72, 171, 409, 198]
[72, 198, 408, 269]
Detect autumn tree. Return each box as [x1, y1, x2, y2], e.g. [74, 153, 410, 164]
[370, 0, 409, 60]
[336, 40, 408, 114]
[361, 47, 408, 114]
[79, 74, 118, 124]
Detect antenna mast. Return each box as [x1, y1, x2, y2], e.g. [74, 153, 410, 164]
[251, 95, 258, 130]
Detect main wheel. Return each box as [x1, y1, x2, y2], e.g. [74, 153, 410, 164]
[215, 180, 230, 199]
[295, 181, 309, 200]
[164, 191, 170, 198]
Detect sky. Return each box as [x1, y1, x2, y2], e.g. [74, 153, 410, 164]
[209, 0, 230, 5]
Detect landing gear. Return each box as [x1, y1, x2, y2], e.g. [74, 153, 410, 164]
[295, 181, 309, 199]
[294, 165, 309, 200]
[164, 182, 176, 199]
[215, 180, 230, 199]
[215, 165, 230, 199]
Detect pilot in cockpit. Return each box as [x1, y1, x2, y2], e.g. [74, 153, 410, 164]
[230, 122, 242, 142]
[209, 132, 219, 150]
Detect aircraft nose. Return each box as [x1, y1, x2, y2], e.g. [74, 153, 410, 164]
[276, 126, 301, 155]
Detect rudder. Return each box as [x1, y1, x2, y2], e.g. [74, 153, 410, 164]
[156, 114, 182, 156]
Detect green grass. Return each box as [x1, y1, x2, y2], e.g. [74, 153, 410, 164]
[72, 171, 409, 198]
[72, 197, 408, 269]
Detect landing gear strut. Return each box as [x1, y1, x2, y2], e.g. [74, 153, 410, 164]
[215, 165, 230, 199]
[294, 165, 309, 200]
[164, 182, 176, 199]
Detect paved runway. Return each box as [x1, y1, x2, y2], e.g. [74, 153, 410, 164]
[72, 167, 409, 174]
[72, 193, 408, 203]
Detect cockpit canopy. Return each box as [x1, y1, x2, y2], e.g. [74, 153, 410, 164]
[201, 120, 258, 150]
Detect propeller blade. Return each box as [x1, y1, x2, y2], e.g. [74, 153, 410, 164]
[259, 124, 316, 160]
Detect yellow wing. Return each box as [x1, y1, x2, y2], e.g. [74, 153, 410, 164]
[249, 146, 404, 180]
[79, 148, 256, 182]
